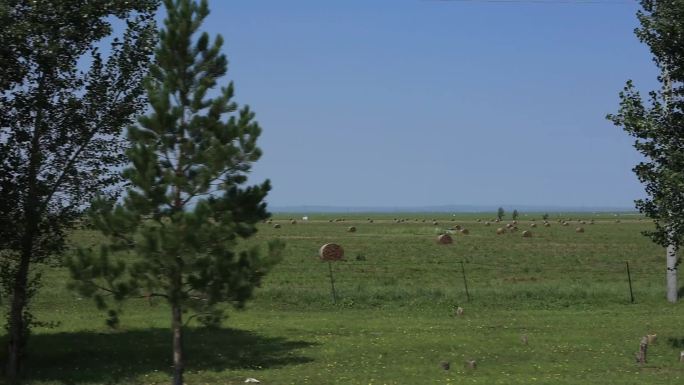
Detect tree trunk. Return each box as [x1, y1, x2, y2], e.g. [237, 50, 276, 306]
[6, 94, 44, 380]
[171, 304, 184, 385]
[6, 249, 31, 380]
[666, 242, 678, 303]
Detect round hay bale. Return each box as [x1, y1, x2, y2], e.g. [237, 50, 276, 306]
[511, 226, 519, 232]
[454, 224, 462, 230]
[267, 219, 273, 224]
[484, 221, 491, 226]
[496, 228, 506, 235]
[544, 222, 551, 227]
[615, 219, 621, 223]
[522, 230, 532, 238]
[513, 220, 518, 225]
[437, 234, 453, 244]
[576, 227, 585, 233]
[477, 219, 482, 223]
[506, 223, 513, 229]
[562, 222, 569, 226]
[580, 220, 586, 225]
[273, 224, 281, 229]
[347, 226, 356, 233]
[530, 223, 537, 228]
[432, 221, 439, 226]
[460, 229, 469, 235]
[319, 243, 344, 261]
[290, 220, 297, 225]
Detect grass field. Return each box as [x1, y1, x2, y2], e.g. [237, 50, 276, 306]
[9, 212, 684, 384]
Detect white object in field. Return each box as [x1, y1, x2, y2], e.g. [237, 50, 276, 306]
[245, 378, 260, 383]
[302, 216, 309, 221]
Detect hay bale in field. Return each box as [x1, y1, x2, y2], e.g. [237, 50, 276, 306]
[432, 221, 439, 226]
[513, 220, 518, 225]
[484, 221, 491, 226]
[496, 228, 506, 235]
[562, 222, 569, 226]
[437, 234, 453, 244]
[576, 227, 585, 233]
[347, 226, 356, 233]
[454, 224, 462, 230]
[615, 219, 621, 223]
[506, 223, 513, 229]
[544, 222, 551, 227]
[454, 306, 464, 316]
[460, 229, 469, 235]
[273, 224, 281, 229]
[511, 226, 519, 232]
[290, 220, 297, 225]
[522, 230, 532, 238]
[477, 219, 482, 223]
[465, 360, 477, 369]
[647, 334, 657, 345]
[580, 220, 586, 225]
[368, 219, 374, 223]
[530, 223, 537, 228]
[319, 243, 344, 261]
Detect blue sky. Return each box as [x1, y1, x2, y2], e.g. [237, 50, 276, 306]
[186, 0, 657, 208]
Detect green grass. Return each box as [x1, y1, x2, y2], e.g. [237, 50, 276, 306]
[7, 213, 684, 384]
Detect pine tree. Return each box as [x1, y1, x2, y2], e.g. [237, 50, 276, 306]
[608, 0, 684, 303]
[67, 1, 283, 384]
[0, 1, 158, 378]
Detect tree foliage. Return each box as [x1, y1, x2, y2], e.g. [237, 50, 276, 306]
[0, 0, 159, 377]
[497, 207, 505, 221]
[607, 0, 684, 250]
[67, 1, 283, 383]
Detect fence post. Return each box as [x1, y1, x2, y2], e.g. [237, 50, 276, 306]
[626, 261, 635, 304]
[460, 261, 471, 302]
[328, 261, 338, 304]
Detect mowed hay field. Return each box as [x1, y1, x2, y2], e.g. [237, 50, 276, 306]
[15, 213, 684, 385]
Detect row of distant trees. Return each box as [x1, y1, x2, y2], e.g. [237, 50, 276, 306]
[496, 207, 520, 221]
[0, 1, 282, 385]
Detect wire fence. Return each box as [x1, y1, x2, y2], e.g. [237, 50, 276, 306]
[261, 256, 671, 305]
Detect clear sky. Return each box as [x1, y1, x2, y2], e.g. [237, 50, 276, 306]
[192, 0, 658, 208]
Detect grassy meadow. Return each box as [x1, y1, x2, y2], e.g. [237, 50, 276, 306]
[11, 212, 684, 384]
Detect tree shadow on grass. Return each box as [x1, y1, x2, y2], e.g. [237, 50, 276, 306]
[667, 336, 684, 349]
[21, 327, 315, 384]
